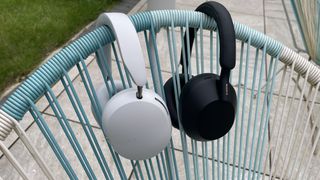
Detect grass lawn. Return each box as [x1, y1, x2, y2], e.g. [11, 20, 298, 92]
[0, 0, 117, 95]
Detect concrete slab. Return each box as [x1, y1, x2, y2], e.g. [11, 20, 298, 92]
[0, 114, 133, 179]
[43, 58, 104, 128]
[265, 0, 287, 20]
[43, 55, 173, 127]
[0, 112, 34, 158]
[170, 87, 271, 170]
[130, 149, 279, 180]
[176, 0, 264, 16]
[0, 55, 96, 157]
[265, 0, 296, 20]
[287, 18, 306, 51]
[169, 85, 320, 178]
[39, 54, 96, 112]
[262, 93, 320, 179]
[265, 17, 295, 50]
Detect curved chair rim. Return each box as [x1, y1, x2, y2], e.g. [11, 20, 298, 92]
[1, 9, 319, 121]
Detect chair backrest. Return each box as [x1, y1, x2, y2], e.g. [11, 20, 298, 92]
[0, 10, 320, 180]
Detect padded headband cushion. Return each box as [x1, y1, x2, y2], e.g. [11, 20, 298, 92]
[181, 1, 236, 71]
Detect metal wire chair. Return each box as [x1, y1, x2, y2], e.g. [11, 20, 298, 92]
[0, 10, 320, 180]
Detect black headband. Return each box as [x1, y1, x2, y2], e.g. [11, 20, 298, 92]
[181, 1, 236, 77]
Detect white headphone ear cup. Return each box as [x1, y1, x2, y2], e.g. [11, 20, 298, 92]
[91, 80, 126, 124]
[102, 88, 172, 160]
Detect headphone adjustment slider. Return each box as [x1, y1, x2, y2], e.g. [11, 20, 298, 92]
[136, 86, 143, 99]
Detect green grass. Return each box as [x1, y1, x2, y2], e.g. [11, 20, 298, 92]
[0, 0, 117, 95]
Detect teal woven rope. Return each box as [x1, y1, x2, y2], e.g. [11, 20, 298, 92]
[1, 26, 114, 120]
[131, 10, 283, 57]
[1, 10, 284, 121]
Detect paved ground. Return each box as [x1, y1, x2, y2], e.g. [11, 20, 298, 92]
[1, 0, 319, 179]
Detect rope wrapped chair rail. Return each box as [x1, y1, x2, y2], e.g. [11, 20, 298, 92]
[1, 10, 319, 122]
[0, 110, 14, 141]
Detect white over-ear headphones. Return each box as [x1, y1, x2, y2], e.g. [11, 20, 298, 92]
[94, 13, 172, 160]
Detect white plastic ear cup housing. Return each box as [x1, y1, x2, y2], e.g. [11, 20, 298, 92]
[91, 80, 125, 124]
[102, 88, 172, 160]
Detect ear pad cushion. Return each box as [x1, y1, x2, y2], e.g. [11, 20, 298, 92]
[179, 73, 237, 141]
[91, 80, 126, 125]
[164, 74, 188, 129]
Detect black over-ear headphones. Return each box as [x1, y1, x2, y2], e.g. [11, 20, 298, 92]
[164, 1, 237, 141]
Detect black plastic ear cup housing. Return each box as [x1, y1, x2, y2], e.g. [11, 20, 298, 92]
[164, 74, 188, 129]
[179, 73, 236, 141]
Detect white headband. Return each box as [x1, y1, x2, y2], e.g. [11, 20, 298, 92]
[95, 13, 147, 87]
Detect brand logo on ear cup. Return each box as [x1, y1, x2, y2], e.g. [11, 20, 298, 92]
[226, 83, 229, 96]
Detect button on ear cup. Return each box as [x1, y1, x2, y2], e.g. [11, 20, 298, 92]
[91, 80, 125, 125]
[163, 74, 188, 129]
[179, 73, 236, 141]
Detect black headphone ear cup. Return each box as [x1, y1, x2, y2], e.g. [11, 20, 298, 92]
[163, 74, 188, 129]
[179, 73, 236, 141]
